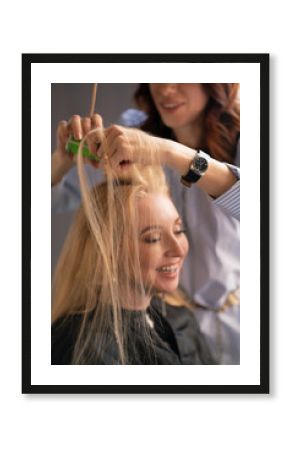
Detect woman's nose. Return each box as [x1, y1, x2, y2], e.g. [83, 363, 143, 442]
[158, 83, 178, 96]
[165, 235, 186, 257]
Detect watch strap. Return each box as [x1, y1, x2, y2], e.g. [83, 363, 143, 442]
[180, 169, 201, 187]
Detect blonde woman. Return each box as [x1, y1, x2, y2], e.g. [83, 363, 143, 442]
[52, 148, 215, 364]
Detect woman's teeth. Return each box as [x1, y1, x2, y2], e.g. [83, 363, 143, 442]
[157, 265, 178, 273]
[163, 103, 179, 109]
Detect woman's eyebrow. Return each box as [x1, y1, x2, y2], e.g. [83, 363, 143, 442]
[140, 217, 182, 235]
[140, 225, 162, 236]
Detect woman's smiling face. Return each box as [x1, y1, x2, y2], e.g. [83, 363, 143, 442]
[149, 83, 209, 130]
[137, 193, 189, 293]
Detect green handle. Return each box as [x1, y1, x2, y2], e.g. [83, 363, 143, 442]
[65, 138, 101, 162]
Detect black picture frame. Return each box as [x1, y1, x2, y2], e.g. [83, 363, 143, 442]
[22, 53, 269, 394]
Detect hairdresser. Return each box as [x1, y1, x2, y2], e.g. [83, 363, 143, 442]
[51, 83, 240, 364]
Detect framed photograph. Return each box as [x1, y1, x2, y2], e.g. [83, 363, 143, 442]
[22, 53, 269, 394]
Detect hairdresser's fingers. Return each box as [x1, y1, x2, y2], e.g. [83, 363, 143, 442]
[106, 124, 124, 138]
[56, 120, 70, 156]
[80, 117, 100, 162]
[105, 125, 127, 158]
[78, 118, 96, 163]
[86, 128, 103, 159]
[106, 126, 146, 161]
[68, 115, 83, 140]
[85, 115, 104, 159]
[56, 120, 69, 146]
[81, 117, 92, 136]
[109, 144, 134, 169]
[91, 113, 103, 129]
[104, 133, 117, 159]
[88, 114, 103, 157]
[104, 125, 124, 144]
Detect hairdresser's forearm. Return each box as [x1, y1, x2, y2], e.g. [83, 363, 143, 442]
[51, 151, 74, 186]
[160, 139, 237, 198]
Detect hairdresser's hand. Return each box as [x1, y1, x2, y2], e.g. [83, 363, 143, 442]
[101, 125, 164, 171]
[100, 125, 199, 182]
[51, 114, 103, 186]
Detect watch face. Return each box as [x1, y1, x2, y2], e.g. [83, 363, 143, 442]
[195, 155, 208, 174]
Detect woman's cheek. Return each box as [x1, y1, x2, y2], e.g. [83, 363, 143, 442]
[139, 246, 158, 283]
[183, 237, 189, 257]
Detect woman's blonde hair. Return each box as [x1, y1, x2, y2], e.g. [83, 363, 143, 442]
[52, 128, 172, 364]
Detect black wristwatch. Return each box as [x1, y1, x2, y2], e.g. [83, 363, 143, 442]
[180, 150, 210, 187]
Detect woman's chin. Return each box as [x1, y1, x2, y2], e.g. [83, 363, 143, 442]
[154, 280, 179, 293]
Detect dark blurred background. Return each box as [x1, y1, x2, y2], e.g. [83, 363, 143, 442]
[51, 83, 138, 274]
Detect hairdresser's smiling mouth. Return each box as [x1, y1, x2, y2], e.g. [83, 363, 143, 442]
[159, 101, 186, 114]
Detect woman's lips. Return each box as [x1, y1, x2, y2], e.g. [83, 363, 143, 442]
[156, 264, 180, 278]
[159, 102, 184, 114]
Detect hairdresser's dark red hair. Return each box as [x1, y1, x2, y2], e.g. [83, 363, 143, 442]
[134, 84, 240, 164]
